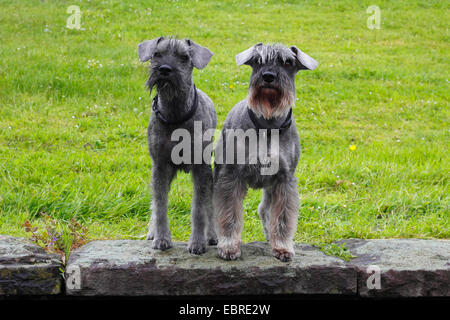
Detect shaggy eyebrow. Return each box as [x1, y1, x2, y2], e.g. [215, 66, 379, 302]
[253, 45, 295, 64]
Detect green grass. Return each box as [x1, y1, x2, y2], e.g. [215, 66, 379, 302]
[0, 0, 448, 255]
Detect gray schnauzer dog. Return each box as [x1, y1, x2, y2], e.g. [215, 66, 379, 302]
[213, 43, 318, 262]
[138, 37, 217, 254]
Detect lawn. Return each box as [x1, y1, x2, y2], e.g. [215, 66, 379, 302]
[0, 0, 448, 257]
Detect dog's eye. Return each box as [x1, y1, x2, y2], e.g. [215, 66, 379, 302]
[153, 52, 161, 58]
[284, 59, 294, 67]
[180, 54, 189, 62]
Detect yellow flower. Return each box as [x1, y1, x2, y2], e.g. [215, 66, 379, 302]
[349, 144, 356, 151]
[229, 85, 233, 89]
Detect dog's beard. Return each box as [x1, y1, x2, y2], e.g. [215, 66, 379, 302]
[146, 71, 191, 101]
[248, 85, 295, 119]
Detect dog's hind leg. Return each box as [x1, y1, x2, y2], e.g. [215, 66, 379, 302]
[189, 164, 214, 254]
[147, 163, 176, 251]
[268, 179, 299, 262]
[204, 167, 218, 246]
[214, 176, 247, 260]
[258, 187, 273, 242]
[147, 212, 155, 240]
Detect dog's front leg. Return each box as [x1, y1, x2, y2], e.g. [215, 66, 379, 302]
[214, 177, 247, 260]
[269, 180, 299, 262]
[148, 163, 176, 250]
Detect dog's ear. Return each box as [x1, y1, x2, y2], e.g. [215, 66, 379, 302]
[235, 43, 263, 66]
[290, 46, 318, 71]
[138, 36, 164, 62]
[185, 39, 213, 69]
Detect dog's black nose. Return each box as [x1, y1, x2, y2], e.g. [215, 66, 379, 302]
[159, 64, 172, 74]
[262, 71, 276, 83]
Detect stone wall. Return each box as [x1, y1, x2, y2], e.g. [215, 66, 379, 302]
[1, 235, 448, 297]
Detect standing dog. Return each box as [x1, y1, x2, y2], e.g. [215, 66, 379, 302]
[214, 43, 318, 261]
[138, 37, 217, 254]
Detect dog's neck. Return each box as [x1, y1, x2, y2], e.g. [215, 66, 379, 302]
[155, 83, 196, 123]
[247, 104, 293, 133]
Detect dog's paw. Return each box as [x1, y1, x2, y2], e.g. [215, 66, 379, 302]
[207, 232, 218, 246]
[152, 238, 172, 251]
[188, 241, 207, 255]
[208, 237, 218, 246]
[207, 229, 218, 245]
[272, 248, 293, 262]
[146, 230, 154, 240]
[207, 227, 218, 245]
[217, 246, 241, 261]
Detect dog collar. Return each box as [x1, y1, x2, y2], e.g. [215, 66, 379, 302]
[152, 85, 198, 125]
[247, 107, 293, 134]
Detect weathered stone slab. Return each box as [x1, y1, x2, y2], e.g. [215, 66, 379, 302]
[66, 241, 356, 296]
[0, 235, 62, 295]
[344, 239, 450, 297]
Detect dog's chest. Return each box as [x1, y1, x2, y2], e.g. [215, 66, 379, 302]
[241, 163, 289, 189]
[240, 138, 298, 188]
[147, 120, 210, 171]
[148, 125, 179, 155]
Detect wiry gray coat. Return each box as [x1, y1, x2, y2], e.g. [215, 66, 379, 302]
[138, 37, 217, 254]
[213, 43, 318, 262]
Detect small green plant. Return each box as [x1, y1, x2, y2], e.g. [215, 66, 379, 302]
[22, 212, 89, 265]
[320, 242, 356, 261]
